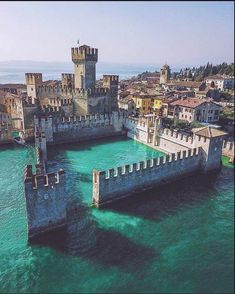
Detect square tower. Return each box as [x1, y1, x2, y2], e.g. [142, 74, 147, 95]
[61, 73, 75, 89]
[25, 73, 43, 104]
[71, 45, 98, 90]
[160, 64, 170, 84]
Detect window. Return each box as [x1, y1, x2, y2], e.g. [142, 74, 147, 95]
[215, 110, 219, 115]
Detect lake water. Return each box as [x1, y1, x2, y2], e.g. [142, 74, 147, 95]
[0, 137, 234, 293]
[0, 61, 181, 84]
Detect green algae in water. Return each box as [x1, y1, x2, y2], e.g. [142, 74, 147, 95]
[222, 155, 234, 168]
[0, 137, 234, 293]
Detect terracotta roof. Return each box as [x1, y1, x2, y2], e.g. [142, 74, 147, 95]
[170, 81, 202, 88]
[192, 126, 227, 138]
[170, 98, 216, 108]
[162, 97, 179, 104]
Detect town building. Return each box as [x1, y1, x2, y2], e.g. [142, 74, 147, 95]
[0, 91, 24, 130]
[169, 97, 222, 123]
[205, 75, 234, 91]
[118, 96, 136, 115]
[0, 104, 11, 127]
[131, 94, 153, 115]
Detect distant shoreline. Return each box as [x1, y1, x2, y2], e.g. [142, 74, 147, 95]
[0, 61, 182, 84]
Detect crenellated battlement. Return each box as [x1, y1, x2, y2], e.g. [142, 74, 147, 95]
[93, 147, 202, 207]
[24, 163, 66, 240]
[34, 110, 127, 145]
[25, 73, 43, 85]
[95, 147, 201, 180]
[223, 140, 234, 151]
[126, 117, 148, 128]
[103, 75, 119, 82]
[36, 84, 109, 98]
[61, 73, 75, 89]
[54, 112, 113, 128]
[41, 105, 61, 113]
[222, 140, 234, 162]
[24, 165, 65, 189]
[37, 85, 73, 95]
[86, 87, 109, 97]
[61, 73, 74, 79]
[71, 45, 98, 63]
[161, 128, 194, 144]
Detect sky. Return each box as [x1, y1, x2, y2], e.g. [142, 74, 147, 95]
[0, 1, 234, 66]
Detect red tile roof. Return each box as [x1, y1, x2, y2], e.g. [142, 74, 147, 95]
[170, 98, 215, 108]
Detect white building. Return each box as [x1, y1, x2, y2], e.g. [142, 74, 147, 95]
[169, 97, 222, 123]
[205, 75, 234, 91]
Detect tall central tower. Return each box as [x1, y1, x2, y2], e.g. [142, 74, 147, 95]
[71, 45, 98, 90]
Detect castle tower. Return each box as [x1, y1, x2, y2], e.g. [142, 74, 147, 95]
[25, 73, 43, 104]
[102, 75, 119, 92]
[160, 64, 170, 84]
[192, 126, 227, 172]
[71, 45, 98, 90]
[24, 165, 67, 241]
[61, 73, 75, 89]
[153, 116, 163, 146]
[102, 75, 119, 112]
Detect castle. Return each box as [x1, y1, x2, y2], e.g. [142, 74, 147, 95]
[24, 44, 119, 126]
[22, 43, 233, 241]
[24, 109, 231, 240]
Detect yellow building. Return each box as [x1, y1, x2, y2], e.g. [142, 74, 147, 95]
[131, 94, 153, 115]
[153, 97, 163, 110]
[130, 94, 163, 115]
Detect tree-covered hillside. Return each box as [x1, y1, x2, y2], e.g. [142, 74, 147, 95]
[179, 62, 234, 82]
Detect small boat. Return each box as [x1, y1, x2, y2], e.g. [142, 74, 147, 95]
[13, 136, 26, 146]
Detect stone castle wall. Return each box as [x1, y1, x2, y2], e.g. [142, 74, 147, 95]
[158, 129, 194, 152]
[93, 147, 202, 207]
[24, 165, 67, 240]
[222, 140, 234, 162]
[35, 111, 127, 145]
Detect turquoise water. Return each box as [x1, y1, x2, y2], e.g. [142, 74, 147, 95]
[0, 137, 234, 293]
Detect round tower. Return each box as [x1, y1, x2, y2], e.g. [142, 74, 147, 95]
[71, 45, 98, 90]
